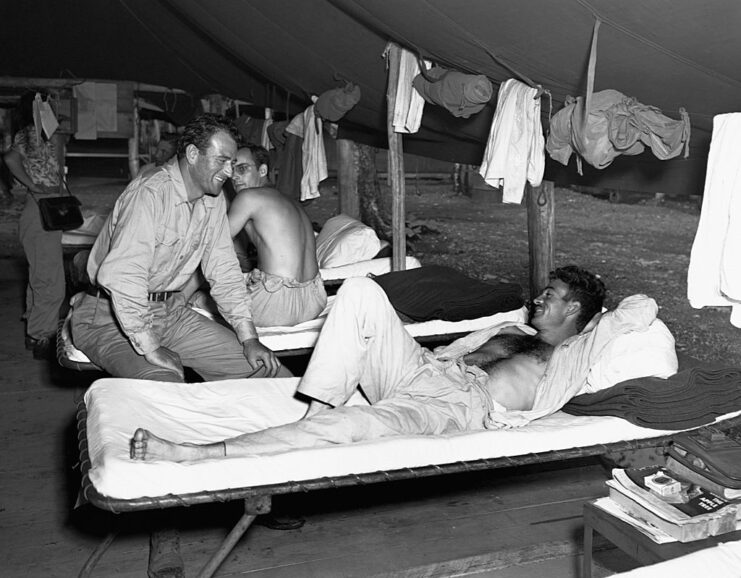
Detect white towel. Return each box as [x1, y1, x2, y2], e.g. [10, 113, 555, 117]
[385, 44, 429, 134]
[687, 113, 741, 327]
[479, 79, 545, 204]
[286, 105, 327, 201]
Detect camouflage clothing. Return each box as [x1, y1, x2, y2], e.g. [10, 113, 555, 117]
[12, 127, 60, 190]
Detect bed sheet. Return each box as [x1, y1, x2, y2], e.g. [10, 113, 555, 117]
[83, 377, 741, 501]
[63, 294, 529, 363]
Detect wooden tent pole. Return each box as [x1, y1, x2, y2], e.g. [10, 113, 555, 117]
[526, 180, 555, 298]
[385, 44, 407, 271]
[128, 104, 140, 179]
[336, 139, 360, 219]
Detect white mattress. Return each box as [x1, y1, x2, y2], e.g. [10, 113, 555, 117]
[256, 302, 528, 352]
[63, 297, 528, 362]
[83, 377, 741, 501]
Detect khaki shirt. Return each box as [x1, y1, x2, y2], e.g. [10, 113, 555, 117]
[87, 159, 256, 354]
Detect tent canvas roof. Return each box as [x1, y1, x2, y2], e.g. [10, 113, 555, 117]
[4, 0, 739, 192]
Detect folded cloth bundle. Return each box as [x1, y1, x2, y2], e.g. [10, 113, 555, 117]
[267, 120, 289, 149]
[412, 67, 493, 118]
[562, 366, 741, 430]
[372, 264, 524, 322]
[315, 83, 362, 122]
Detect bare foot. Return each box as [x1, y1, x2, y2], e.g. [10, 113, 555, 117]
[129, 428, 222, 462]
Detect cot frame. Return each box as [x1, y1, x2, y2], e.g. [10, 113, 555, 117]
[74, 400, 741, 578]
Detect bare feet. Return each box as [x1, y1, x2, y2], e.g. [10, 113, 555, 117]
[130, 428, 225, 462]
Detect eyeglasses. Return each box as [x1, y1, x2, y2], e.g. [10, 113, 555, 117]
[233, 163, 256, 176]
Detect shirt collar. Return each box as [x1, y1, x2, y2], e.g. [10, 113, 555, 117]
[165, 158, 220, 209]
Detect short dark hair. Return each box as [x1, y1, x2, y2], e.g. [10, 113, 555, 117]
[550, 265, 606, 332]
[176, 113, 239, 158]
[239, 142, 270, 172]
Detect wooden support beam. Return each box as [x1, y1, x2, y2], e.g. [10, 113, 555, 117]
[385, 44, 407, 271]
[128, 106, 140, 179]
[336, 139, 360, 219]
[526, 180, 555, 298]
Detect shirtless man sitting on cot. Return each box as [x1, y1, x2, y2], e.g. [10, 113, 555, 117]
[185, 143, 327, 326]
[132, 265, 663, 462]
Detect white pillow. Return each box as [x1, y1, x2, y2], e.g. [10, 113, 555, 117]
[584, 319, 678, 393]
[316, 214, 382, 268]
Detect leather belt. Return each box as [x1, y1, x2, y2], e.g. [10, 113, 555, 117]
[85, 286, 179, 302]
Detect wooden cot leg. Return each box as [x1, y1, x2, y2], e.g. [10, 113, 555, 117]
[196, 495, 272, 578]
[582, 521, 594, 578]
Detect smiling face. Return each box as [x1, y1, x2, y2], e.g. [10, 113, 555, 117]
[187, 130, 237, 199]
[530, 278, 575, 332]
[232, 148, 267, 192]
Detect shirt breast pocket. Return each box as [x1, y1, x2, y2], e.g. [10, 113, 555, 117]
[158, 226, 182, 248]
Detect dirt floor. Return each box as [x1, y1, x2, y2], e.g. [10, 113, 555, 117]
[1, 174, 737, 367]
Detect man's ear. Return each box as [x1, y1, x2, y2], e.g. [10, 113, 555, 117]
[565, 300, 582, 319]
[258, 163, 269, 178]
[185, 143, 200, 165]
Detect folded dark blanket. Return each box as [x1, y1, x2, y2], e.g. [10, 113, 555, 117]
[372, 265, 524, 322]
[562, 366, 741, 430]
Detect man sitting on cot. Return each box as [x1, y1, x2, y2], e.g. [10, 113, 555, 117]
[130, 265, 664, 461]
[185, 143, 326, 326]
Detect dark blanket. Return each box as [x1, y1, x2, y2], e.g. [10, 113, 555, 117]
[562, 366, 741, 430]
[372, 265, 524, 322]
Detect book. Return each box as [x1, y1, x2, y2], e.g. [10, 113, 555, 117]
[592, 497, 676, 544]
[607, 466, 738, 542]
[666, 456, 741, 501]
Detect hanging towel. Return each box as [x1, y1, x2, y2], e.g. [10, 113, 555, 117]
[687, 113, 741, 327]
[385, 44, 429, 134]
[412, 67, 493, 118]
[478, 79, 545, 204]
[285, 105, 327, 201]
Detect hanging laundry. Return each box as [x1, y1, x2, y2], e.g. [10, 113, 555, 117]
[315, 83, 361, 122]
[687, 113, 741, 327]
[285, 105, 327, 202]
[234, 115, 266, 146]
[478, 79, 545, 204]
[547, 89, 690, 174]
[384, 43, 429, 134]
[412, 67, 492, 118]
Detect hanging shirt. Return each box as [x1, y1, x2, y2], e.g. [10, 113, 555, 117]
[286, 105, 327, 201]
[546, 89, 690, 174]
[687, 113, 741, 327]
[479, 79, 545, 204]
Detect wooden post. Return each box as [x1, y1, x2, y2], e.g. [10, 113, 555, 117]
[385, 44, 407, 271]
[526, 180, 555, 298]
[128, 105, 140, 179]
[336, 139, 360, 219]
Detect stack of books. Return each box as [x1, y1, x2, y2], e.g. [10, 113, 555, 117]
[604, 465, 738, 543]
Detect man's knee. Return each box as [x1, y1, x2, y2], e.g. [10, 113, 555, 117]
[337, 277, 390, 310]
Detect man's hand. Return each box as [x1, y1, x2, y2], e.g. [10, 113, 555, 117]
[242, 338, 281, 377]
[144, 346, 185, 380]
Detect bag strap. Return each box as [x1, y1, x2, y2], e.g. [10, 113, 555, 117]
[59, 167, 74, 197]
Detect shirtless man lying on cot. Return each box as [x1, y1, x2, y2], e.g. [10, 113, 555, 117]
[131, 264, 677, 462]
[185, 143, 327, 326]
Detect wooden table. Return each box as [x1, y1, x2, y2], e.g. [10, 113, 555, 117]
[582, 500, 741, 578]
